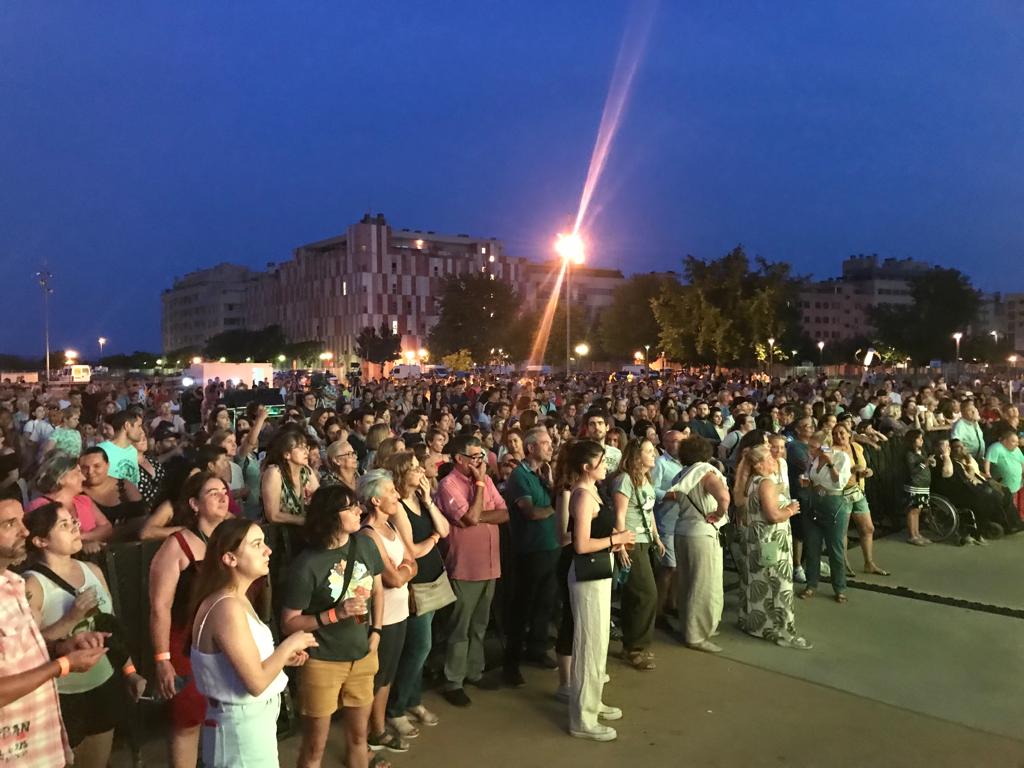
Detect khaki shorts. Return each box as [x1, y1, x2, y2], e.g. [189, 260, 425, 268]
[297, 652, 379, 717]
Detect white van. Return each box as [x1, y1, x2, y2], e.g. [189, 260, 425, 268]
[390, 364, 422, 379]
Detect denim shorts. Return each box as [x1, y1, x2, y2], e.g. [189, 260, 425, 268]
[201, 695, 280, 768]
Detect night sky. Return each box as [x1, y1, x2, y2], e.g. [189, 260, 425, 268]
[2, 1, 1022, 356]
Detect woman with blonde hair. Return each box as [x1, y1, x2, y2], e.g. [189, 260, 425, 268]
[742, 445, 809, 649]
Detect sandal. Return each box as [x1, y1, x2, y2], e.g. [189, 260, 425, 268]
[798, 589, 816, 600]
[864, 563, 890, 576]
[368, 731, 409, 754]
[834, 593, 848, 604]
[370, 756, 393, 768]
[624, 650, 656, 671]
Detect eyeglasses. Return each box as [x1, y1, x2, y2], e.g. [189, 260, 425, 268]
[334, 451, 356, 459]
[461, 452, 487, 463]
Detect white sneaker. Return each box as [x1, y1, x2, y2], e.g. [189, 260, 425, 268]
[687, 640, 723, 654]
[793, 565, 807, 584]
[598, 703, 622, 721]
[387, 715, 420, 739]
[569, 725, 617, 742]
[555, 686, 571, 703]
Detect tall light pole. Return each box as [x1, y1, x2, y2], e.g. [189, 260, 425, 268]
[555, 232, 585, 374]
[817, 340, 825, 366]
[98, 337, 107, 360]
[36, 269, 53, 381]
[767, 337, 775, 379]
[575, 342, 589, 372]
[644, 344, 651, 369]
[953, 331, 963, 362]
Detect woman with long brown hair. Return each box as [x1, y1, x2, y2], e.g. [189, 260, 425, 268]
[611, 438, 664, 671]
[190, 518, 317, 767]
[148, 472, 232, 768]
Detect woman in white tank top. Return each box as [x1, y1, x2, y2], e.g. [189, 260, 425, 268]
[190, 518, 318, 768]
[23, 501, 147, 768]
[358, 470, 418, 754]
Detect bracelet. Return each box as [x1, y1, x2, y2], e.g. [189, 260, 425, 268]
[327, 608, 338, 624]
[122, 663, 137, 677]
[154, 652, 171, 662]
[315, 612, 325, 628]
[474, 480, 486, 488]
[369, 626, 382, 636]
[56, 657, 71, 678]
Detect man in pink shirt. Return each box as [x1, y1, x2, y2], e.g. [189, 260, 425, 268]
[435, 435, 508, 707]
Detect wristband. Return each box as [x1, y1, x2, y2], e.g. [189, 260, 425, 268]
[327, 608, 338, 624]
[154, 652, 171, 662]
[369, 626, 382, 636]
[122, 663, 137, 677]
[315, 612, 325, 628]
[56, 657, 71, 678]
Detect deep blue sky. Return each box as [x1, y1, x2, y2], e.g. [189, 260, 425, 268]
[2, 1, 1022, 355]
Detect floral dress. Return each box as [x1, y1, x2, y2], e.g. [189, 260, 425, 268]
[742, 475, 797, 642]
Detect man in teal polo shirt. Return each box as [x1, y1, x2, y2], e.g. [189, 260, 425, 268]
[502, 427, 559, 687]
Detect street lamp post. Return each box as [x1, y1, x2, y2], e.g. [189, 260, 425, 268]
[953, 332, 963, 362]
[574, 342, 589, 372]
[36, 269, 53, 381]
[817, 340, 824, 367]
[767, 337, 775, 379]
[555, 232, 585, 375]
[98, 337, 107, 360]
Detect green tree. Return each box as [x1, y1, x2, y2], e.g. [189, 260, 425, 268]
[355, 324, 402, 365]
[653, 246, 801, 366]
[873, 267, 979, 363]
[599, 274, 677, 360]
[428, 274, 520, 360]
[441, 349, 474, 371]
[204, 325, 288, 362]
[284, 340, 326, 368]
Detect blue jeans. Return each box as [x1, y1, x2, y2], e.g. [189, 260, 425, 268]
[386, 610, 434, 717]
[804, 494, 852, 594]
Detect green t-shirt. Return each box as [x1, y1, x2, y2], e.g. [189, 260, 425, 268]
[612, 473, 656, 544]
[283, 534, 384, 662]
[986, 442, 1024, 494]
[505, 463, 559, 554]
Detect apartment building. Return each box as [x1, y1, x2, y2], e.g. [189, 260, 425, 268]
[161, 263, 260, 353]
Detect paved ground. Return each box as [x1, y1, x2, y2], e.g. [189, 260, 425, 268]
[128, 533, 1024, 767]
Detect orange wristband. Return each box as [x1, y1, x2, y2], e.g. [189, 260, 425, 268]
[154, 652, 171, 662]
[327, 608, 338, 624]
[474, 481, 486, 487]
[122, 663, 137, 676]
[56, 657, 70, 678]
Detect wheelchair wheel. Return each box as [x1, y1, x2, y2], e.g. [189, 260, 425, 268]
[922, 494, 959, 542]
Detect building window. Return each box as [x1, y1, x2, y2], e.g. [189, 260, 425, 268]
[391, 262, 397, 274]
[342, 281, 347, 296]
[391, 319, 399, 336]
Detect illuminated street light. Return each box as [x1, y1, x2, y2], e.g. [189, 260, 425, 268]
[191, 356, 202, 365]
[65, 349, 78, 360]
[634, 350, 644, 361]
[953, 331, 963, 361]
[575, 343, 590, 357]
[767, 337, 776, 378]
[98, 337, 107, 358]
[403, 350, 416, 364]
[417, 348, 428, 361]
[156, 358, 165, 366]
[277, 354, 287, 363]
[319, 352, 334, 363]
[555, 232, 586, 374]
[991, 330, 1000, 344]
[219, 357, 227, 363]
[1009, 354, 1018, 368]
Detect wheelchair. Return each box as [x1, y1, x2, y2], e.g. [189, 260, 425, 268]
[920, 493, 959, 543]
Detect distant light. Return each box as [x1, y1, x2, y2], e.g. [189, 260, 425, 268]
[219, 357, 226, 363]
[156, 358, 164, 365]
[415, 239, 424, 249]
[554, 232, 585, 265]
[191, 356, 202, 365]
[319, 351, 334, 361]
[277, 354, 286, 362]
[634, 350, 644, 361]
[575, 343, 590, 356]
[245, 357, 252, 362]
[182, 376, 194, 386]
[488, 255, 495, 263]
[65, 349, 79, 360]
[767, 338, 775, 347]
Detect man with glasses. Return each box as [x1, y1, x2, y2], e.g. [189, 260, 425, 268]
[502, 427, 559, 686]
[436, 435, 508, 706]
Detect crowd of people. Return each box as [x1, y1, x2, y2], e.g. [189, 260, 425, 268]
[1, 365, 1022, 767]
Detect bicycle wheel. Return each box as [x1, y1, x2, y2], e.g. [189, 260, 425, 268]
[922, 494, 958, 542]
